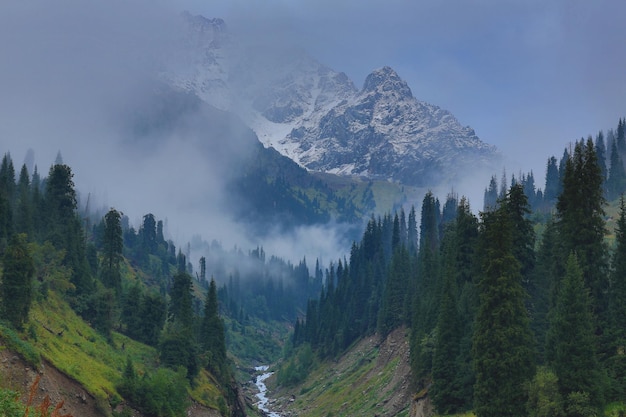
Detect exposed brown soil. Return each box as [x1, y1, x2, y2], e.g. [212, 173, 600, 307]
[0, 346, 105, 417]
[0, 343, 222, 417]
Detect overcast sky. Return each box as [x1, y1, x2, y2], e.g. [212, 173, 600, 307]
[1, 0, 625, 263]
[184, 0, 626, 178]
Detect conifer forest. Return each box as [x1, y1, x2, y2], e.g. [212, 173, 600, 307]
[2, 118, 626, 417]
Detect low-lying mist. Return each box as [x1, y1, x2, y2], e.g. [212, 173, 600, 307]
[0, 2, 362, 273]
[0, 1, 518, 277]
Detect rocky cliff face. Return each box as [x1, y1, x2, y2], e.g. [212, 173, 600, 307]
[162, 13, 501, 188]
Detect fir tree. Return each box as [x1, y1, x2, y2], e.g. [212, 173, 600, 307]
[607, 139, 626, 200]
[483, 175, 498, 212]
[549, 254, 604, 410]
[473, 204, 535, 417]
[543, 156, 560, 206]
[139, 292, 166, 346]
[407, 205, 418, 254]
[169, 270, 194, 329]
[504, 183, 535, 288]
[0, 153, 15, 243]
[0, 234, 34, 329]
[378, 245, 410, 336]
[45, 164, 93, 296]
[595, 131, 608, 195]
[100, 208, 123, 293]
[556, 138, 609, 331]
[608, 196, 626, 398]
[431, 270, 464, 414]
[15, 164, 33, 238]
[531, 217, 564, 364]
[200, 278, 226, 376]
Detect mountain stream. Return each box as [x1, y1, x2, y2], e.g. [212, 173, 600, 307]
[254, 365, 282, 417]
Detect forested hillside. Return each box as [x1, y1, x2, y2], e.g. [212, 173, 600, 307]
[2, 119, 626, 417]
[0, 152, 295, 417]
[280, 119, 626, 417]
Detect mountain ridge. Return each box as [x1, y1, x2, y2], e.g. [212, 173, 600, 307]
[163, 12, 501, 188]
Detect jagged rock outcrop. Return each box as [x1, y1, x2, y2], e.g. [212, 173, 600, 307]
[163, 13, 501, 188]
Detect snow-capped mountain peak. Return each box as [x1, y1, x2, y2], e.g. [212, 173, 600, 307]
[363, 66, 413, 99]
[161, 14, 501, 187]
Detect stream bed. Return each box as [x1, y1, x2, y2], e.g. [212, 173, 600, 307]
[254, 365, 282, 417]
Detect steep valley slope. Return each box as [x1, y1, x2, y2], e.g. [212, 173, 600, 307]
[0, 345, 222, 417]
[264, 327, 432, 417]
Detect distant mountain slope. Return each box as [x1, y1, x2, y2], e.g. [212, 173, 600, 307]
[121, 81, 374, 234]
[162, 13, 501, 188]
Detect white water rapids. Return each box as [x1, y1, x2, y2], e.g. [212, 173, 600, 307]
[254, 365, 282, 417]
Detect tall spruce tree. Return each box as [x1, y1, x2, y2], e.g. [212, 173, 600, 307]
[544, 156, 560, 206]
[161, 268, 197, 378]
[15, 164, 33, 238]
[607, 139, 626, 200]
[431, 259, 464, 414]
[45, 164, 93, 296]
[504, 183, 535, 285]
[473, 201, 535, 417]
[1, 233, 34, 329]
[0, 154, 16, 244]
[100, 208, 123, 293]
[200, 278, 226, 376]
[483, 175, 498, 211]
[531, 217, 564, 364]
[378, 245, 410, 336]
[596, 131, 608, 196]
[556, 138, 609, 333]
[608, 196, 626, 398]
[452, 197, 479, 408]
[549, 254, 604, 410]
[169, 270, 194, 329]
[410, 192, 442, 382]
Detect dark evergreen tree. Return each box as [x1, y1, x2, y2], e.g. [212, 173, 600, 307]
[100, 208, 123, 293]
[522, 171, 537, 210]
[617, 117, 626, 158]
[557, 147, 570, 198]
[440, 192, 458, 238]
[45, 164, 93, 296]
[169, 270, 194, 329]
[483, 175, 498, 211]
[378, 245, 410, 336]
[431, 270, 464, 414]
[504, 183, 535, 286]
[407, 205, 418, 255]
[0, 153, 16, 244]
[608, 196, 626, 399]
[122, 283, 142, 339]
[543, 156, 560, 206]
[200, 278, 227, 376]
[453, 197, 478, 406]
[607, 139, 626, 200]
[0, 234, 34, 329]
[595, 131, 608, 196]
[399, 207, 407, 247]
[198, 256, 206, 284]
[531, 217, 564, 364]
[15, 164, 33, 238]
[549, 254, 604, 410]
[410, 191, 441, 382]
[88, 288, 115, 339]
[556, 138, 609, 332]
[139, 292, 166, 346]
[159, 319, 198, 379]
[140, 213, 157, 255]
[472, 203, 535, 417]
